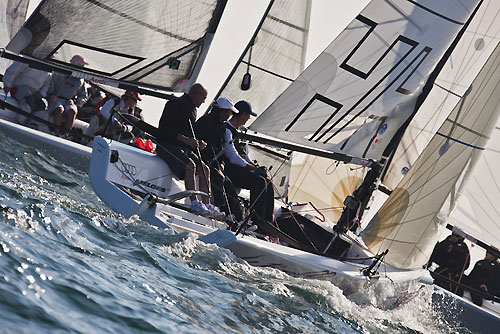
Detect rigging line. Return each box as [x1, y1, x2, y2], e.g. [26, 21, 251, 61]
[433, 82, 462, 98]
[241, 61, 294, 82]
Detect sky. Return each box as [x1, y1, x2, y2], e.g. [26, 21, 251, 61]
[27, 0, 370, 125]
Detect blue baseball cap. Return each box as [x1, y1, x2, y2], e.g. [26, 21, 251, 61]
[234, 100, 256, 116]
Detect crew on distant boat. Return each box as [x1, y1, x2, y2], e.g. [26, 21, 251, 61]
[156, 83, 222, 218]
[78, 86, 104, 122]
[2, 61, 52, 118]
[194, 97, 243, 222]
[85, 90, 142, 140]
[223, 101, 274, 224]
[464, 251, 500, 306]
[427, 232, 470, 295]
[46, 55, 88, 135]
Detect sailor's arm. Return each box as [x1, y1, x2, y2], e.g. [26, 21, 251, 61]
[2, 62, 25, 91]
[223, 128, 255, 168]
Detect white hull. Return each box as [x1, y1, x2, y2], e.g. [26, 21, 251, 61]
[0, 96, 91, 172]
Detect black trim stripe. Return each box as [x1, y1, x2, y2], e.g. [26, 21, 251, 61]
[407, 0, 466, 25]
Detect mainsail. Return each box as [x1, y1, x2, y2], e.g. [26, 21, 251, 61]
[0, 0, 29, 74]
[250, 0, 482, 160]
[214, 0, 311, 117]
[383, 0, 500, 189]
[4, 0, 227, 92]
[362, 41, 500, 269]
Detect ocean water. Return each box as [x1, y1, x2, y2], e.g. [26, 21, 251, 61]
[0, 135, 471, 334]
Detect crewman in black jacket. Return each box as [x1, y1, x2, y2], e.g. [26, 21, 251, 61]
[466, 251, 500, 306]
[427, 232, 470, 295]
[194, 98, 243, 222]
[156, 83, 220, 217]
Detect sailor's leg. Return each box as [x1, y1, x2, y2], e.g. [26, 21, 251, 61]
[53, 106, 65, 129]
[210, 167, 225, 207]
[264, 177, 275, 223]
[224, 177, 243, 221]
[85, 115, 100, 136]
[196, 161, 210, 204]
[64, 105, 78, 133]
[184, 158, 197, 201]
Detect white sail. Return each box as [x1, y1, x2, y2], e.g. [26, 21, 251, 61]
[215, 0, 311, 117]
[362, 42, 500, 269]
[0, 0, 30, 74]
[250, 0, 482, 160]
[447, 123, 500, 251]
[384, 0, 500, 189]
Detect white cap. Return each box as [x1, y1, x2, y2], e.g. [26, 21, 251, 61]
[214, 97, 238, 114]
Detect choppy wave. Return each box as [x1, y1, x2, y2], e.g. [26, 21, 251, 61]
[0, 134, 470, 334]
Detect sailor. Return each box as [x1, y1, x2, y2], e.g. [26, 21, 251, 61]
[223, 100, 274, 224]
[427, 232, 470, 295]
[46, 55, 88, 135]
[85, 90, 142, 139]
[465, 251, 500, 306]
[2, 61, 51, 117]
[194, 97, 243, 222]
[156, 83, 221, 217]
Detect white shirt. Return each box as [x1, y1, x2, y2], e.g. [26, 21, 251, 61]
[3, 62, 52, 96]
[223, 120, 252, 168]
[100, 98, 135, 122]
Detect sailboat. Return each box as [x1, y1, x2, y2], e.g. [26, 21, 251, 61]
[0, 0, 228, 171]
[88, 0, 490, 290]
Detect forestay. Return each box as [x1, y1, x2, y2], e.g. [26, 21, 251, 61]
[6, 0, 227, 92]
[250, 0, 482, 160]
[215, 0, 311, 117]
[362, 42, 500, 269]
[383, 0, 500, 189]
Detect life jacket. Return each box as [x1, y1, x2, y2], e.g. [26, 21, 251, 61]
[135, 138, 155, 153]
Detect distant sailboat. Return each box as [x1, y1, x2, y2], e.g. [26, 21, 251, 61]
[0, 0, 228, 171]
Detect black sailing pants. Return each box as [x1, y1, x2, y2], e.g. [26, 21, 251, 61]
[225, 165, 274, 223]
[210, 166, 243, 221]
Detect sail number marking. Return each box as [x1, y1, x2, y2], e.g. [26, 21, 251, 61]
[286, 14, 432, 147]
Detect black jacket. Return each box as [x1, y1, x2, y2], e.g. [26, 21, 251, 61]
[157, 94, 196, 145]
[429, 236, 470, 275]
[194, 111, 225, 164]
[467, 259, 500, 295]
